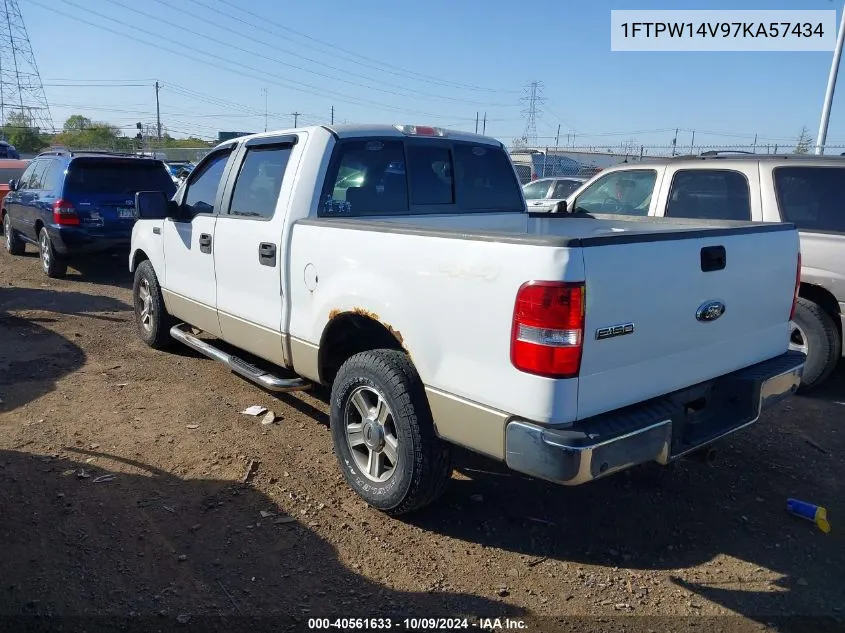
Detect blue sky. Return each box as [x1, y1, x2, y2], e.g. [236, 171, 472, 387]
[20, 0, 845, 151]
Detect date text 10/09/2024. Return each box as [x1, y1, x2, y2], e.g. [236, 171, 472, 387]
[619, 22, 825, 39]
[307, 618, 528, 630]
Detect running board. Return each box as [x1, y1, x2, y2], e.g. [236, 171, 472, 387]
[169, 324, 310, 393]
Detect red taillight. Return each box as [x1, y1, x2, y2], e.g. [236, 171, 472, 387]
[53, 199, 80, 226]
[790, 252, 801, 320]
[511, 281, 585, 378]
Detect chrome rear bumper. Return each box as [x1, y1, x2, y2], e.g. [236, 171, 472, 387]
[505, 351, 805, 486]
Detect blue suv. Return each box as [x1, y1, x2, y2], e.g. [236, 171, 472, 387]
[2, 150, 176, 277]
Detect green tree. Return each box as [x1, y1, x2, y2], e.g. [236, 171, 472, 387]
[794, 126, 812, 154]
[0, 111, 48, 153]
[55, 114, 122, 150]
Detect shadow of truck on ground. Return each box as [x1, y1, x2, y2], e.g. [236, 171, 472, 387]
[0, 449, 521, 632]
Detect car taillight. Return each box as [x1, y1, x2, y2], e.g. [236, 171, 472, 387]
[511, 281, 585, 378]
[790, 252, 801, 320]
[52, 199, 80, 226]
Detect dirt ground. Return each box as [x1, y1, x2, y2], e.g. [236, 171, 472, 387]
[1, 244, 843, 633]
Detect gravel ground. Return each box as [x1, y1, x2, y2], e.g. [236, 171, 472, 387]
[1, 244, 843, 633]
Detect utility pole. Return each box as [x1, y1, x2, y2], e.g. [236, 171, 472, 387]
[475, 112, 479, 134]
[555, 124, 561, 148]
[690, 130, 695, 154]
[292, 111, 301, 127]
[671, 128, 678, 156]
[155, 81, 161, 140]
[262, 88, 268, 132]
[482, 112, 486, 135]
[752, 133, 757, 153]
[816, 2, 845, 155]
[331, 105, 334, 125]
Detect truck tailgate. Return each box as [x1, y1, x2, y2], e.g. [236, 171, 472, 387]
[577, 225, 799, 420]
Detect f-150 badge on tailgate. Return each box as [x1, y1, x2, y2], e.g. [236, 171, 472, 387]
[595, 322, 634, 340]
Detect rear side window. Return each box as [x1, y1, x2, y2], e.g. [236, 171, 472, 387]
[64, 160, 176, 197]
[228, 145, 292, 219]
[665, 170, 751, 221]
[27, 160, 50, 190]
[319, 139, 522, 216]
[774, 166, 845, 233]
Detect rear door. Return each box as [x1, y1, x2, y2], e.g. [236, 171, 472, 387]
[213, 133, 301, 366]
[160, 146, 237, 337]
[17, 159, 49, 239]
[62, 158, 176, 237]
[576, 226, 799, 419]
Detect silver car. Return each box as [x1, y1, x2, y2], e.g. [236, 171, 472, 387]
[522, 177, 588, 213]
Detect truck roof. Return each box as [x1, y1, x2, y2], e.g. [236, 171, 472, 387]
[221, 124, 503, 148]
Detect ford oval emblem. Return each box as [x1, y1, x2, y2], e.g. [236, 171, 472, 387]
[696, 300, 726, 322]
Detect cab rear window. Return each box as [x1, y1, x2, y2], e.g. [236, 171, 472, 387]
[320, 138, 523, 217]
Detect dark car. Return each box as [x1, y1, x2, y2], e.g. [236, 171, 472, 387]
[2, 150, 176, 277]
[0, 140, 20, 159]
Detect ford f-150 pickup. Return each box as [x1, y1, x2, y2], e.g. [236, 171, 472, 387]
[129, 124, 805, 515]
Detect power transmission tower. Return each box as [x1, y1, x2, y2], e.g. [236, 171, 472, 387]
[0, 0, 53, 133]
[520, 81, 544, 147]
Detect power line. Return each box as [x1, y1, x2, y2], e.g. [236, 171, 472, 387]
[35, 0, 483, 122]
[193, 0, 518, 94]
[145, 0, 518, 108]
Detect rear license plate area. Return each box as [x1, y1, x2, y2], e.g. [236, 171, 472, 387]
[667, 379, 758, 456]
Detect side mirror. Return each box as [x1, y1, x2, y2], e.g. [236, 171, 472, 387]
[553, 200, 568, 213]
[135, 191, 177, 220]
[8, 178, 17, 191]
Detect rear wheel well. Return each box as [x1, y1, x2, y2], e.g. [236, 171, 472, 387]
[318, 313, 405, 385]
[799, 283, 841, 336]
[34, 219, 44, 235]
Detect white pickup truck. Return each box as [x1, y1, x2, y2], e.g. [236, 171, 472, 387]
[130, 124, 805, 515]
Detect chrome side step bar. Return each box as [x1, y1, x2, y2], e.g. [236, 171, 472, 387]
[170, 324, 310, 393]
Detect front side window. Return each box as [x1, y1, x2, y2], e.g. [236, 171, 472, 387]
[572, 170, 656, 216]
[665, 170, 751, 221]
[183, 151, 231, 219]
[523, 180, 551, 200]
[774, 166, 845, 233]
[228, 146, 292, 219]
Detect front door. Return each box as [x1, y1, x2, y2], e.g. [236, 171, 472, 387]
[160, 147, 237, 336]
[213, 134, 301, 366]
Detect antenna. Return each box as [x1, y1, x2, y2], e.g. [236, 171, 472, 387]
[0, 0, 53, 134]
[520, 81, 544, 147]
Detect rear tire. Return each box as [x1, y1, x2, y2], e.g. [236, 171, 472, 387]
[38, 228, 66, 277]
[133, 259, 174, 349]
[4, 212, 25, 255]
[330, 349, 451, 516]
[790, 297, 841, 390]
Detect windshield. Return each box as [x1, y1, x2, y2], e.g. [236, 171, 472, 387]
[64, 160, 176, 196]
